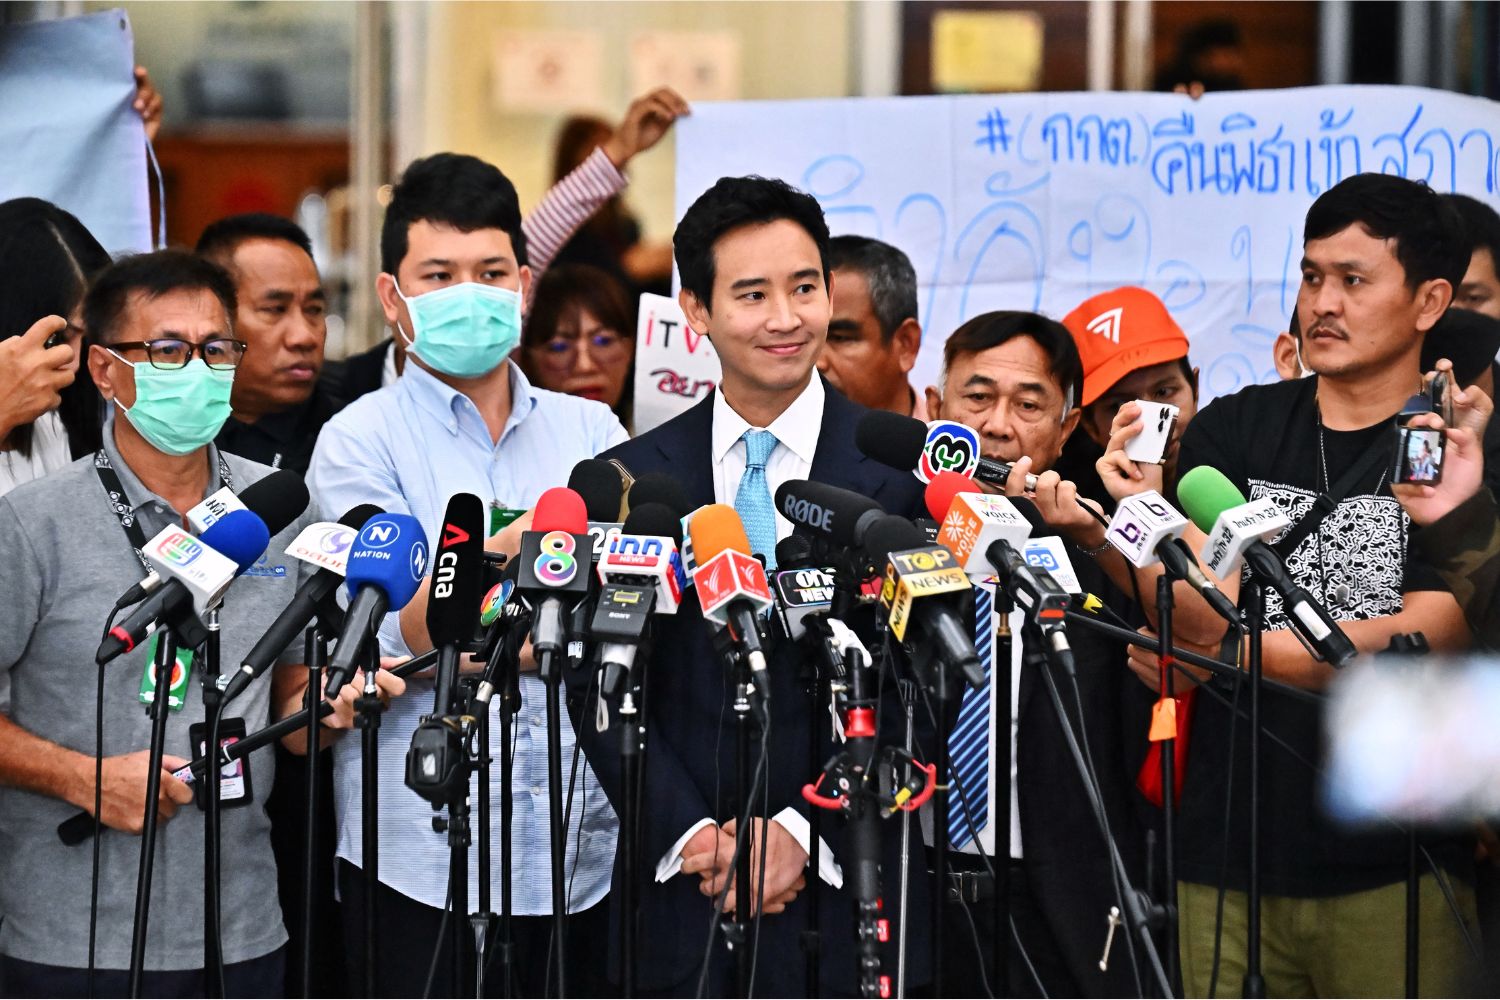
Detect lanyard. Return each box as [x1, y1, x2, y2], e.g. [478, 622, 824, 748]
[93, 449, 234, 571]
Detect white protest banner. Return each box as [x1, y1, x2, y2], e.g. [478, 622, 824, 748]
[0, 10, 151, 254]
[676, 86, 1500, 403]
[632, 292, 719, 432]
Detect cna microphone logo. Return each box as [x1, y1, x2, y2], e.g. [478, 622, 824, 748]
[1087, 307, 1124, 344]
[154, 531, 203, 567]
[918, 421, 980, 483]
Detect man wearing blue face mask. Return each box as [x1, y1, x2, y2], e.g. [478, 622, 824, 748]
[308, 153, 629, 998]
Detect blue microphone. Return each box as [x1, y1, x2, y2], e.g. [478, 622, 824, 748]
[324, 513, 429, 693]
[200, 508, 271, 574]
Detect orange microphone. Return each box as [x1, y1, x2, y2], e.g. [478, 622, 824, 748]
[688, 504, 774, 680]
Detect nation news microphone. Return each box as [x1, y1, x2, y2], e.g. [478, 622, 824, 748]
[1179, 466, 1357, 667]
[111, 468, 309, 611]
[926, 472, 1072, 629]
[591, 502, 687, 696]
[219, 503, 384, 704]
[407, 493, 486, 804]
[95, 509, 273, 665]
[687, 505, 774, 682]
[324, 513, 430, 694]
[516, 487, 593, 666]
[1103, 490, 1242, 625]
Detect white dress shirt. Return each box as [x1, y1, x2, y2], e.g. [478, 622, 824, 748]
[657, 375, 844, 887]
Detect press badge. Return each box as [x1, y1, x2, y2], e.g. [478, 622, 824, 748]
[189, 717, 253, 810]
[137, 634, 194, 712]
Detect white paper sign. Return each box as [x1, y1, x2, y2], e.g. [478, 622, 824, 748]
[676, 86, 1500, 404]
[632, 292, 719, 433]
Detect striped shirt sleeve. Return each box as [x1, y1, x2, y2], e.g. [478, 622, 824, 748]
[522, 146, 628, 280]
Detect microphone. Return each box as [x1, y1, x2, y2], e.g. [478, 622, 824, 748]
[515, 487, 593, 664]
[1179, 466, 1356, 667]
[863, 514, 984, 689]
[1105, 490, 1241, 625]
[424, 493, 487, 714]
[112, 469, 310, 610]
[597, 502, 689, 613]
[772, 479, 886, 550]
[926, 472, 1034, 576]
[96, 510, 271, 665]
[324, 513, 430, 694]
[688, 505, 774, 681]
[220, 503, 384, 704]
[856, 409, 1039, 491]
[473, 561, 527, 706]
[771, 565, 837, 642]
[568, 460, 626, 666]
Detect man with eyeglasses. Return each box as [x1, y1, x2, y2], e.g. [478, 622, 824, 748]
[0, 250, 397, 996]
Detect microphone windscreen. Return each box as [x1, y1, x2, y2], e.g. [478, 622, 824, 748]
[628, 473, 691, 518]
[426, 493, 486, 646]
[687, 504, 752, 563]
[855, 410, 928, 472]
[237, 469, 310, 537]
[861, 514, 926, 560]
[345, 513, 429, 609]
[623, 502, 684, 545]
[1177, 466, 1249, 534]
[200, 508, 272, 572]
[924, 471, 980, 522]
[772, 479, 883, 548]
[775, 533, 815, 570]
[534, 487, 588, 534]
[568, 459, 625, 522]
[339, 503, 385, 530]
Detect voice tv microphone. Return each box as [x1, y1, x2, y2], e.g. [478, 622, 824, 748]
[926, 472, 1034, 576]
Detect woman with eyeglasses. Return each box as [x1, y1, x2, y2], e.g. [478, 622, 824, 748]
[521, 263, 637, 428]
[0, 198, 112, 496]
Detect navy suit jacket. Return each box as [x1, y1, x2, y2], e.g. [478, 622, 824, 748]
[587, 381, 931, 996]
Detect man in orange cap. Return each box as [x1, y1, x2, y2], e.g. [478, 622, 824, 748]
[1061, 285, 1199, 489]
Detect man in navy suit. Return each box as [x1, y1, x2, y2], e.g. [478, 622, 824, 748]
[593, 176, 931, 995]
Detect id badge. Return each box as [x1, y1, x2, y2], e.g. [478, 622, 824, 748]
[138, 634, 194, 712]
[490, 502, 528, 536]
[189, 717, 253, 810]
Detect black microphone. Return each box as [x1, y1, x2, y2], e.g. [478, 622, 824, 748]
[772, 479, 886, 550]
[567, 460, 627, 667]
[628, 473, 692, 518]
[220, 503, 384, 704]
[863, 514, 984, 690]
[855, 409, 1036, 491]
[111, 469, 311, 610]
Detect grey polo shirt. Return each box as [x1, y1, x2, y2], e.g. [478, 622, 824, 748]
[0, 418, 319, 970]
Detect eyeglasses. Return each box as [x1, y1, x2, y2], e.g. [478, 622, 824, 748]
[528, 329, 631, 371]
[109, 337, 248, 370]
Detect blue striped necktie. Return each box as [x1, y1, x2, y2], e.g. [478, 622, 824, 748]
[948, 583, 993, 849]
[734, 429, 778, 571]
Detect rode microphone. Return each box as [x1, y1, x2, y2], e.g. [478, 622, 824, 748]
[221, 503, 384, 704]
[688, 505, 774, 681]
[424, 493, 487, 714]
[325, 513, 430, 694]
[112, 469, 310, 610]
[1179, 466, 1355, 667]
[772, 479, 886, 550]
[516, 487, 592, 665]
[96, 509, 272, 665]
[1105, 490, 1240, 625]
[865, 515, 984, 690]
[927, 472, 1034, 576]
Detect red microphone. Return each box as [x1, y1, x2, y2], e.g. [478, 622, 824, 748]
[923, 470, 981, 522]
[516, 487, 592, 656]
[533, 486, 588, 534]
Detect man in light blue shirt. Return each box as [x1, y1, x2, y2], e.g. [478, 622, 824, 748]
[309, 153, 627, 998]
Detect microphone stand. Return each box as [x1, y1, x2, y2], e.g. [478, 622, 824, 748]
[300, 627, 329, 998]
[896, 677, 917, 1000]
[1243, 581, 1265, 1000]
[731, 648, 756, 998]
[203, 608, 225, 998]
[1153, 574, 1182, 995]
[537, 640, 571, 997]
[616, 638, 652, 999]
[930, 663, 955, 996]
[991, 585, 1012, 996]
[467, 671, 495, 1000]
[355, 638, 384, 998]
[129, 627, 180, 998]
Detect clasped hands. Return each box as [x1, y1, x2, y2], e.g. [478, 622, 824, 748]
[679, 819, 809, 916]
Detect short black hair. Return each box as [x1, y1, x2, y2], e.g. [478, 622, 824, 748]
[940, 311, 1083, 411]
[828, 235, 919, 342]
[84, 250, 237, 348]
[1304, 174, 1469, 290]
[381, 153, 528, 276]
[1443, 193, 1500, 260]
[674, 175, 830, 309]
[195, 212, 314, 267]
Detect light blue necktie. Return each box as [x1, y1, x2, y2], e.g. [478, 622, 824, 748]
[948, 583, 993, 849]
[734, 429, 778, 571]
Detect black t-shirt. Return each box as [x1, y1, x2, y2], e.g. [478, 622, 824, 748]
[1175, 375, 1468, 896]
[215, 379, 347, 476]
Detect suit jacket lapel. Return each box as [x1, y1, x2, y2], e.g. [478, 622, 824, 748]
[655, 390, 717, 510]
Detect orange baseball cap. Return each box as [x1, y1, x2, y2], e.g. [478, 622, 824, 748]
[1061, 286, 1191, 407]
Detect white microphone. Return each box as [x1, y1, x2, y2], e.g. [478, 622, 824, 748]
[1198, 497, 1292, 582]
[935, 490, 1034, 575]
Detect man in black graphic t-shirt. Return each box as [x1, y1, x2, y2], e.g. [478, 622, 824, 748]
[1100, 174, 1482, 996]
